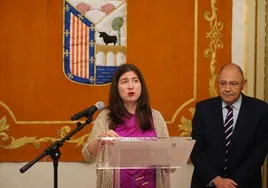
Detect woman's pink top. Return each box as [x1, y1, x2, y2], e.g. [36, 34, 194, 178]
[114, 114, 157, 188]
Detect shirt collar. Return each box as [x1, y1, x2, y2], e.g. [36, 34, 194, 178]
[222, 94, 242, 110]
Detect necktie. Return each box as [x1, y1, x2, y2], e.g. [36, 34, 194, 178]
[223, 105, 233, 177]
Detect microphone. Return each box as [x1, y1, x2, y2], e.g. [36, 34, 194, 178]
[71, 101, 105, 120]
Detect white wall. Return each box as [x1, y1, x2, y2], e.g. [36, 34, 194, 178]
[232, 0, 267, 99]
[232, 0, 245, 70]
[0, 162, 193, 188]
[0, 162, 96, 188]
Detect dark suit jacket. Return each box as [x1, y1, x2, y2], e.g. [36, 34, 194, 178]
[190, 94, 268, 188]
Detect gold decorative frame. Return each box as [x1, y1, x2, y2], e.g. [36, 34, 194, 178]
[204, 0, 223, 97]
[1, 0, 223, 150]
[0, 115, 89, 150]
[179, 0, 223, 136]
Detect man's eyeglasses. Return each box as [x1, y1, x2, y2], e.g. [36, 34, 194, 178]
[219, 81, 243, 88]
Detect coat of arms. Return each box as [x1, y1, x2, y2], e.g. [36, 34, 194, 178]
[63, 0, 127, 85]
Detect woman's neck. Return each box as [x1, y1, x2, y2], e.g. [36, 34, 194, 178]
[123, 102, 136, 114]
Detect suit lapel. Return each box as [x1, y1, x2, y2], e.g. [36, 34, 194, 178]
[211, 97, 225, 146]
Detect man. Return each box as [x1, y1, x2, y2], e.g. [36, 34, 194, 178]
[191, 64, 268, 188]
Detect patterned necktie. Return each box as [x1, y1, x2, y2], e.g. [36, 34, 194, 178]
[223, 105, 233, 177]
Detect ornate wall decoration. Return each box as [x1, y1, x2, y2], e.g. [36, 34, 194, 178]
[63, 0, 127, 85]
[178, 108, 195, 137]
[0, 115, 89, 150]
[204, 0, 224, 98]
[0, 0, 231, 161]
[178, 0, 224, 135]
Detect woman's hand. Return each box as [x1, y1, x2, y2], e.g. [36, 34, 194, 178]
[98, 130, 120, 145]
[87, 130, 119, 155]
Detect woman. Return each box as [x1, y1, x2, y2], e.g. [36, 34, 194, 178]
[82, 63, 169, 188]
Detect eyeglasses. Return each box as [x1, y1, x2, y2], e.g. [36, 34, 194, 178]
[219, 81, 244, 88]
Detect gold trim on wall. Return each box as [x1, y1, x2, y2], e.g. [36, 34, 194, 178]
[0, 101, 78, 125]
[204, 0, 223, 98]
[0, 115, 89, 150]
[243, 0, 267, 186]
[265, 0, 268, 186]
[0, 0, 225, 149]
[256, 0, 268, 186]
[178, 0, 223, 136]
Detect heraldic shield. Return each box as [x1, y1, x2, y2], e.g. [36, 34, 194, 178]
[63, 0, 127, 85]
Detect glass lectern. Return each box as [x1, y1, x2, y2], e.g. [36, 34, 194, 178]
[96, 137, 195, 188]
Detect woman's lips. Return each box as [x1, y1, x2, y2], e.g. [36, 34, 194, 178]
[128, 92, 135, 96]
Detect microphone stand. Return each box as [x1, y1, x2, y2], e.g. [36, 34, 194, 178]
[19, 116, 93, 188]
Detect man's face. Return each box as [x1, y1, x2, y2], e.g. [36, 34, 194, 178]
[218, 66, 246, 105]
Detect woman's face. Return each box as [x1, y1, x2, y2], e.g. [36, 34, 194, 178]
[117, 71, 142, 105]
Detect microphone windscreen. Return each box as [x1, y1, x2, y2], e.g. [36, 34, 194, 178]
[95, 101, 105, 110]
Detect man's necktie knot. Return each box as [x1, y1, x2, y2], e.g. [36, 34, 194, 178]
[226, 105, 233, 111]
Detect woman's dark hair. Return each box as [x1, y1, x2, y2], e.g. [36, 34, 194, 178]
[108, 63, 153, 131]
